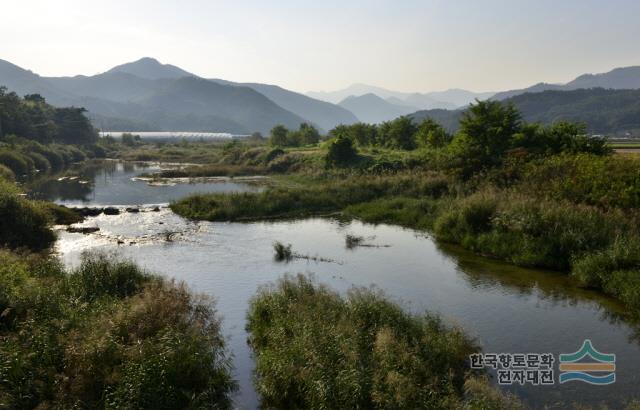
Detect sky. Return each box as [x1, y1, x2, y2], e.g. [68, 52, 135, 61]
[2, 0, 640, 94]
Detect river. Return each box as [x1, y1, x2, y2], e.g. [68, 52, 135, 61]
[28, 160, 640, 409]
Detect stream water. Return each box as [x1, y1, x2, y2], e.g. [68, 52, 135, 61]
[28, 161, 640, 409]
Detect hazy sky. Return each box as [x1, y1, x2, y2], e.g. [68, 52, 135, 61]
[2, 0, 640, 93]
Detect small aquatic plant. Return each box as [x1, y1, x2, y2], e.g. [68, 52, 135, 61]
[273, 241, 293, 261]
[345, 234, 365, 249]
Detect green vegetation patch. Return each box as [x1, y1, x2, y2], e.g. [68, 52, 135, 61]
[0, 252, 236, 409]
[247, 274, 520, 409]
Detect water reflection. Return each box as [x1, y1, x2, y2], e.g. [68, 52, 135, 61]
[26, 160, 260, 206]
[55, 213, 640, 409]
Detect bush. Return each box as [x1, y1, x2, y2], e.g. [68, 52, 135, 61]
[573, 237, 640, 311]
[69, 253, 151, 302]
[246, 275, 478, 409]
[25, 152, 51, 173]
[264, 147, 285, 163]
[0, 180, 55, 250]
[434, 190, 632, 271]
[518, 153, 640, 209]
[43, 203, 84, 225]
[273, 241, 293, 261]
[0, 164, 15, 181]
[325, 136, 358, 167]
[0, 150, 31, 176]
[33, 145, 65, 171]
[0, 252, 236, 408]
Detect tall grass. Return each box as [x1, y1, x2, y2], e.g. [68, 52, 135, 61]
[0, 251, 236, 408]
[246, 274, 521, 409]
[0, 179, 55, 250]
[171, 172, 452, 221]
[517, 153, 640, 209]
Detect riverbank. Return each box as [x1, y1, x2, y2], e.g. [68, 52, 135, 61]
[171, 152, 640, 316]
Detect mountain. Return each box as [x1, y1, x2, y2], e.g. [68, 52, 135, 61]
[46, 72, 157, 103]
[492, 66, 640, 100]
[308, 83, 491, 109]
[308, 83, 407, 104]
[211, 79, 358, 131]
[404, 93, 457, 110]
[410, 88, 640, 136]
[490, 83, 564, 101]
[0, 59, 70, 102]
[423, 89, 495, 107]
[0, 58, 329, 134]
[132, 76, 306, 133]
[106, 57, 194, 80]
[338, 93, 419, 123]
[565, 66, 640, 90]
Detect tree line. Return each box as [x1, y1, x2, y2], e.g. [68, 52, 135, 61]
[0, 87, 97, 145]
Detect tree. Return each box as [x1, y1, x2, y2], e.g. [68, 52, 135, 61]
[297, 123, 320, 145]
[325, 136, 358, 167]
[415, 118, 451, 148]
[448, 100, 522, 176]
[378, 117, 418, 150]
[269, 125, 289, 147]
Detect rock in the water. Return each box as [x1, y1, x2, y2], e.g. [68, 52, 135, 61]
[103, 207, 120, 215]
[67, 226, 100, 234]
[151, 206, 161, 212]
[126, 207, 140, 213]
[79, 207, 102, 217]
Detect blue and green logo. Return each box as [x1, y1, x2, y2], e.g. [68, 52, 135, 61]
[559, 340, 615, 385]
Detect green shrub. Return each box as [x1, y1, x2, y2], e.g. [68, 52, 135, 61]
[463, 376, 527, 409]
[172, 172, 452, 222]
[69, 253, 151, 302]
[33, 145, 65, 171]
[42, 203, 84, 225]
[519, 153, 640, 209]
[325, 136, 358, 167]
[264, 147, 285, 163]
[434, 190, 632, 271]
[345, 197, 443, 231]
[25, 152, 51, 173]
[0, 252, 236, 409]
[434, 192, 498, 244]
[573, 237, 640, 311]
[0, 150, 31, 176]
[247, 275, 478, 409]
[273, 241, 293, 261]
[0, 180, 55, 250]
[0, 164, 15, 181]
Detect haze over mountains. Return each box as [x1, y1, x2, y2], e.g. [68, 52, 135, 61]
[0, 57, 355, 134]
[1, 57, 640, 135]
[407, 65, 640, 136]
[338, 93, 420, 123]
[308, 83, 492, 110]
[491, 66, 640, 100]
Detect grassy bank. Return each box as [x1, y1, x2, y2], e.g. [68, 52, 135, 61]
[0, 252, 236, 408]
[171, 171, 450, 221]
[1, 169, 237, 408]
[247, 275, 524, 409]
[172, 152, 640, 315]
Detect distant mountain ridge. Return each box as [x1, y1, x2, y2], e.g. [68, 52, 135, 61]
[106, 57, 195, 79]
[410, 88, 640, 136]
[338, 93, 420, 124]
[492, 66, 640, 100]
[0, 57, 356, 133]
[211, 79, 358, 131]
[308, 83, 492, 109]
